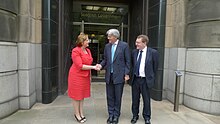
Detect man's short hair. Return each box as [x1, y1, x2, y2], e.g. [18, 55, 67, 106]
[137, 34, 149, 45]
[106, 29, 120, 39]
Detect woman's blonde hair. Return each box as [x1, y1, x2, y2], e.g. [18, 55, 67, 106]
[75, 32, 88, 47]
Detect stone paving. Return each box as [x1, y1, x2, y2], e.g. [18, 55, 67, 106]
[0, 83, 220, 124]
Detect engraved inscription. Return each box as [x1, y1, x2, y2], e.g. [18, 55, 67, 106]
[211, 33, 220, 41]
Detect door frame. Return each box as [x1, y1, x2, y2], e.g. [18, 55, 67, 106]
[72, 21, 128, 41]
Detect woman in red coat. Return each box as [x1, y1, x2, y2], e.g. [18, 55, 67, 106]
[68, 33, 97, 123]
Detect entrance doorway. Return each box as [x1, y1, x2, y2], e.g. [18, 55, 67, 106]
[72, 1, 129, 78]
[42, 0, 165, 103]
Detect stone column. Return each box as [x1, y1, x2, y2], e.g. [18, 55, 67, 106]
[17, 0, 42, 109]
[164, 0, 187, 104]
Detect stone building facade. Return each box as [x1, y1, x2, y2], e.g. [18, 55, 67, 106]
[0, 0, 219, 119]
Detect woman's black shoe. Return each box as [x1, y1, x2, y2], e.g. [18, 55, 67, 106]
[81, 116, 87, 122]
[74, 115, 85, 123]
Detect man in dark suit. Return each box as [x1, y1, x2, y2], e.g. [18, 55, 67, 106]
[130, 35, 159, 124]
[97, 29, 130, 124]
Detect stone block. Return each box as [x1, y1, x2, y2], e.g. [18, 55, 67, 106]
[165, 27, 174, 47]
[35, 0, 42, 19]
[18, 0, 36, 17]
[173, 24, 186, 47]
[164, 48, 169, 69]
[30, 0, 35, 18]
[30, 44, 36, 68]
[0, 71, 18, 103]
[166, 89, 174, 103]
[184, 95, 211, 114]
[35, 44, 42, 68]
[165, 4, 173, 27]
[173, 0, 186, 25]
[35, 68, 42, 102]
[168, 48, 178, 69]
[177, 48, 186, 70]
[35, 20, 42, 43]
[186, 21, 220, 47]
[186, 48, 220, 74]
[210, 101, 220, 115]
[0, 42, 17, 72]
[166, 0, 186, 48]
[0, 0, 18, 13]
[212, 76, 220, 101]
[0, 10, 17, 42]
[30, 18, 36, 43]
[18, 43, 36, 69]
[18, 0, 30, 16]
[18, 15, 31, 42]
[162, 88, 167, 99]
[18, 69, 36, 96]
[0, 98, 18, 119]
[187, 0, 220, 23]
[185, 72, 212, 100]
[163, 69, 169, 89]
[19, 92, 36, 109]
[167, 0, 181, 5]
[167, 0, 173, 5]
[166, 48, 186, 71]
[167, 69, 175, 92]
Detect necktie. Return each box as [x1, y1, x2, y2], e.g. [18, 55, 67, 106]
[111, 44, 116, 63]
[111, 44, 116, 72]
[135, 50, 143, 76]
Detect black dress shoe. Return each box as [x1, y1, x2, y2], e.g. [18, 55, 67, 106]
[112, 117, 119, 124]
[107, 116, 114, 124]
[131, 116, 139, 124]
[145, 119, 151, 124]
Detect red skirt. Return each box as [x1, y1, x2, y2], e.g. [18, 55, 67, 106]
[68, 71, 91, 100]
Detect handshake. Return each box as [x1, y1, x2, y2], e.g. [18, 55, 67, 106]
[92, 64, 102, 71]
[91, 64, 130, 81]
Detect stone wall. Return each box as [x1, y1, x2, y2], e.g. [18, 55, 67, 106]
[185, 48, 220, 115]
[184, 0, 220, 115]
[0, 0, 19, 119]
[0, 0, 42, 118]
[164, 0, 220, 115]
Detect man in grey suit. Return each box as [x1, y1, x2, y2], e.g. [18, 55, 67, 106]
[97, 29, 130, 124]
[130, 35, 159, 124]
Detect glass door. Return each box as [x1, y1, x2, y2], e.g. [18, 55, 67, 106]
[84, 23, 120, 77]
[72, 21, 127, 77]
[72, 1, 129, 78]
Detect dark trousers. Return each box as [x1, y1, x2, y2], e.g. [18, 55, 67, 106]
[131, 76, 151, 120]
[106, 74, 124, 118]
